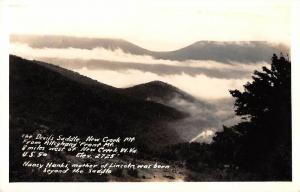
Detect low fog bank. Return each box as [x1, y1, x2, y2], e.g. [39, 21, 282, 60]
[145, 91, 240, 144]
[171, 97, 240, 144]
[34, 57, 256, 79]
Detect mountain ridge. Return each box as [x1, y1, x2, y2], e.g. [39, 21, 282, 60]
[10, 55, 238, 147]
[9, 55, 186, 149]
[11, 34, 289, 63]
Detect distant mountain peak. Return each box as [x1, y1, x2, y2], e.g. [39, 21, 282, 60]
[121, 80, 196, 104]
[140, 80, 177, 88]
[125, 80, 182, 93]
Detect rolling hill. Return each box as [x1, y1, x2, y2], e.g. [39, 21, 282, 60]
[9, 55, 186, 149]
[121, 80, 196, 103]
[9, 55, 238, 146]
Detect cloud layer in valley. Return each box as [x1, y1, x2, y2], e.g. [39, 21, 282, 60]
[10, 42, 260, 99]
[163, 95, 240, 143]
[9, 38, 280, 143]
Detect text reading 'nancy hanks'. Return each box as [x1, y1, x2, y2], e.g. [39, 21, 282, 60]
[21, 133, 170, 176]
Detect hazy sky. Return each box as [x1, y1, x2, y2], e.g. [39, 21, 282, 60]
[9, 0, 291, 51]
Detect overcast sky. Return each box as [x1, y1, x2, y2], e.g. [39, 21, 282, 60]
[9, 0, 291, 51]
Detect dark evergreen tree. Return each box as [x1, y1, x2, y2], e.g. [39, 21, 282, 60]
[213, 54, 291, 180]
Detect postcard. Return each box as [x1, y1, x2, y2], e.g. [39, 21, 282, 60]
[1, 0, 300, 191]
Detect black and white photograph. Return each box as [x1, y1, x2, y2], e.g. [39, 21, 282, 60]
[1, 0, 300, 191]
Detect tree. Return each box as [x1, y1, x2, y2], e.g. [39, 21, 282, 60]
[212, 54, 291, 180]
